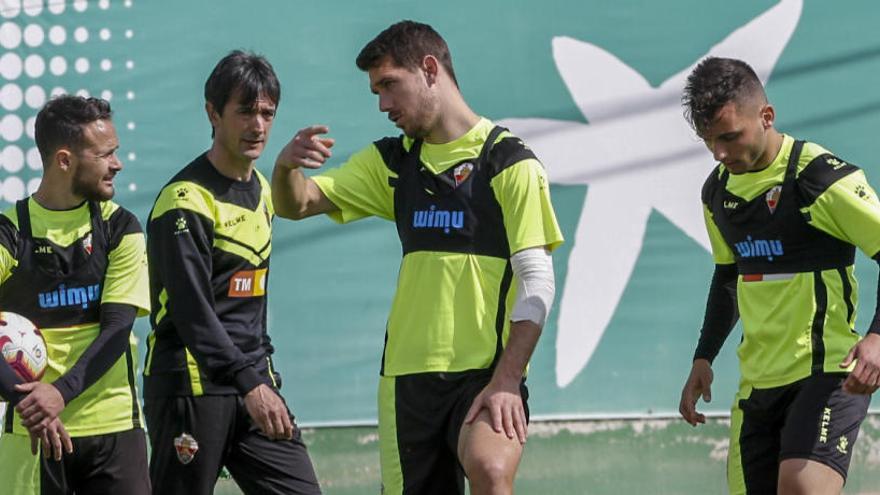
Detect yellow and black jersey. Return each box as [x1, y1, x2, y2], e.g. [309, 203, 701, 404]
[701, 135, 880, 388]
[144, 153, 278, 397]
[313, 118, 563, 376]
[0, 198, 149, 436]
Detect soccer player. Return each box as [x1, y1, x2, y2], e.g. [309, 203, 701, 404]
[272, 21, 563, 495]
[143, 50, 321, 495]
[0, 95, 151, 493]
[678, 57, 880, 493]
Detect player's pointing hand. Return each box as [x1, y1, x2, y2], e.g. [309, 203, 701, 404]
[276, 125, 335, 170]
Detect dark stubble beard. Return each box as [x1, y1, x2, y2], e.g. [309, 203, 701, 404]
[71, 166, 114, 202]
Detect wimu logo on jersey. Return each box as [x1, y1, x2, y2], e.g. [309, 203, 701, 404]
[412, 205, 465, 234]
[734, 236, 784, 261]
[38, 283, 102, 309]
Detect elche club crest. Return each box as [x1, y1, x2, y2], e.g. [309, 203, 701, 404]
[174, 432, 199, 464]
[453, 162, 473, 187]
[82, 233, 93, 255]
[765, 185, 782, 214]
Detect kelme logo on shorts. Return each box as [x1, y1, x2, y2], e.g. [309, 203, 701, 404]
[38, 283, 102, 309]
[412, 205, 464, 234]
[734, 236, 784, 261]
[228, 268, 267, 297]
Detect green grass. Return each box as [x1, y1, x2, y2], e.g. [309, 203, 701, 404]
[214, 416, 880, 494]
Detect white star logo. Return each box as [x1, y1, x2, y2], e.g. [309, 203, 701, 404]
[499, 0, 803, 387]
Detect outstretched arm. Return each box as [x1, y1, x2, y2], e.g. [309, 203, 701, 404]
[272, 125, 338, 219]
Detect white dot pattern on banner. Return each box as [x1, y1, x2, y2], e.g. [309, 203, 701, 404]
[26, 147, 41, 170]
[0, 114, 23, 141]
[0, 21, 22, 49]
[128, 183, 137, 192]
[74, 57, 88, 73]
[3, 145, 24, 173]
[22, 0, 41, 17]
[1, 1, 22, 19]
[3, 177, 26, 202]
[49, 55, 65, 75]
[24, 85, 44, 108]
[24, 54, 44, 77]
[22, 23, 42, 47]
[48, 25, 64, 44]
[0, 0, 138, 204]
[0, 83, 23, 110]
[47, 0, 63, 15]
[0, 52, 22, 79]
[2, 145, 24, 172]
[73, 26, 87, 43]
[27, 178, 40, 194]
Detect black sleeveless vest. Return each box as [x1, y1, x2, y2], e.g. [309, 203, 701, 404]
[374, 126, 537, 259]
[707, 141, 855, 275]
[0, 200, 108, 328]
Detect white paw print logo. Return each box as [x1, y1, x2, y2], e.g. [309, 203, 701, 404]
[0, 0, 139, 203]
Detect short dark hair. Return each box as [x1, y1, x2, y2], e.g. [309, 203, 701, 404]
[682, 57, 766, 136]
[34, 95, 112, 163]
[204, 50, 280, 115]
[356, 20, 458, 87]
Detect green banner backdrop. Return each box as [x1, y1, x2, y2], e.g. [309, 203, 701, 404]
[2, 0, 879, 424]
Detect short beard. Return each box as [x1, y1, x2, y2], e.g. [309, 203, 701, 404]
[72, 170, 113, 202]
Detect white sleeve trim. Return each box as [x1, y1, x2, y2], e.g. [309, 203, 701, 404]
[510, 247, 556, 327]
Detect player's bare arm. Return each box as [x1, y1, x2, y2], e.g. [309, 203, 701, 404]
[272, 125, 339, 219]
[464, 319, 541, 444]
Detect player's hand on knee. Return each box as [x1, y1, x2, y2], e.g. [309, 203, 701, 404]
[841, 333, 880, 394]
[244, 384, 294, 441]
[15, 382, 65, 429]
[276, 125, 335, 170]
[464, 379, 528, 444]
[29, 417, 72, 461]
[679, 359, 713, 426]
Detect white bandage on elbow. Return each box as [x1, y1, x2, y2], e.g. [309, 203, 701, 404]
[510, 247, 556, 327]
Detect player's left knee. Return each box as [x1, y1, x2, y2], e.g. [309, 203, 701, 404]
[465, 456, 516, 489]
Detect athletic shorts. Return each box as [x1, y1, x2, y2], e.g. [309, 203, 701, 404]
[0, 427, 150, 495]
[727, 372, 870, 494]
[144, 394, 321, 495]
[378, 369, 529, 495]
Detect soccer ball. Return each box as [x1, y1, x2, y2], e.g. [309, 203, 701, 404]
[0, 312, 47, 382]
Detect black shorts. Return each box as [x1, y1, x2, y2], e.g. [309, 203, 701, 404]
[144, 394, 320, 495]
[0, 427, 150, 495]
[728, 373, 870, 494]
[377, 369, 529, 495]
